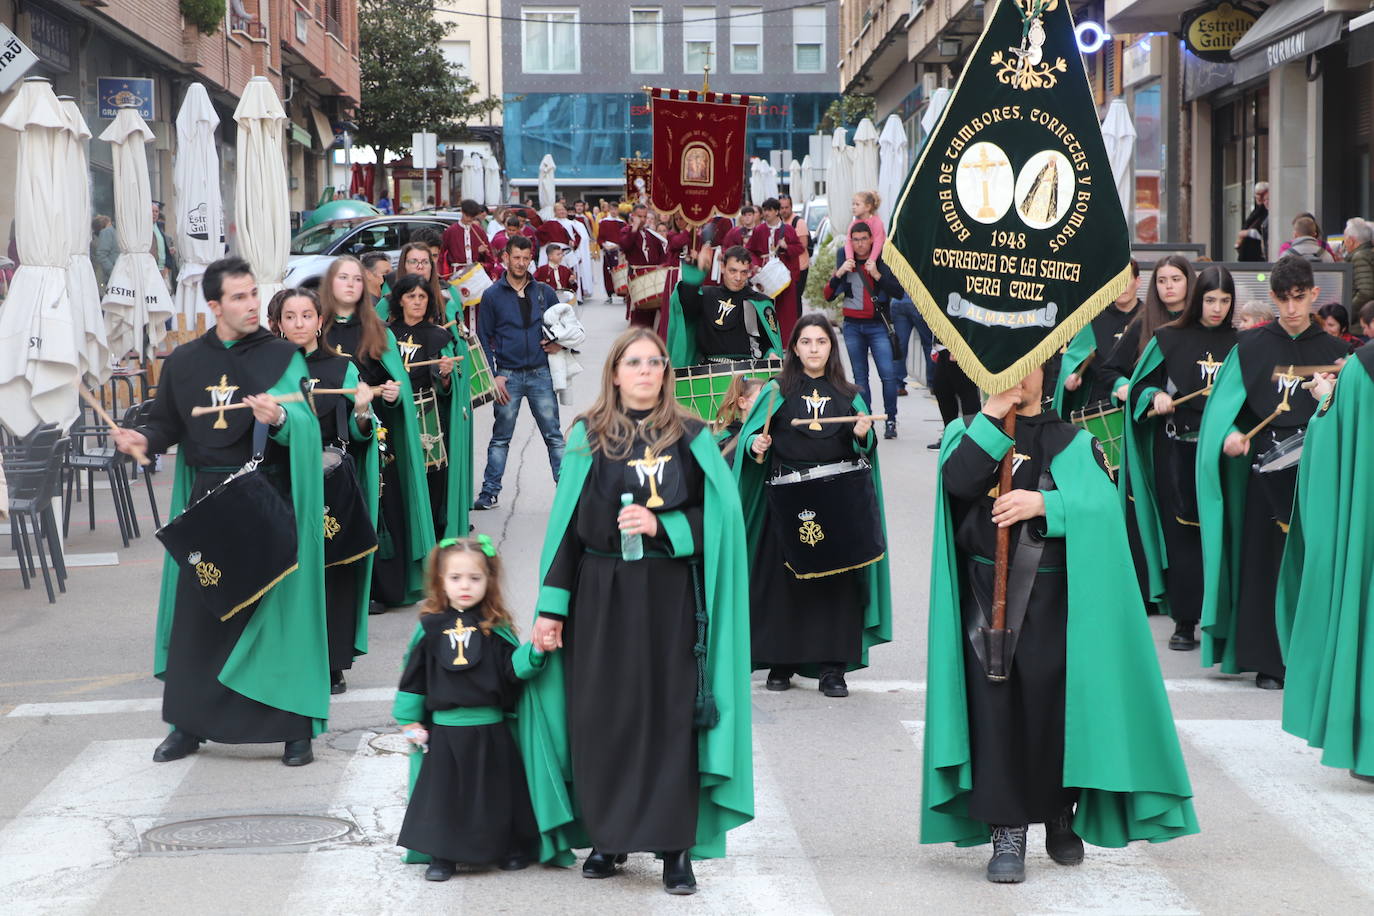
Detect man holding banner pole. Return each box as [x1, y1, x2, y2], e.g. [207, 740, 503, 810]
[884, 0, 1197, 884]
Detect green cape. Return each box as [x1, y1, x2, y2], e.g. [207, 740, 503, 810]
[732, 380, 892, 674]
[1195, 348, 1258, 673]
[1049, 324, 1095, 415]
[1118, 338, 1170, 611]
[667, 263, 782, 368]
[153, 351, 330, 732]
[1276, 357, 1374, 775]
[392, 621, 546, 864]
[339, 361, 379, 654]
[375, 330, 437, 604]
[923, 414, 1198, 846]
[516, 422, 754, 865]
[441, 331, 473, 540]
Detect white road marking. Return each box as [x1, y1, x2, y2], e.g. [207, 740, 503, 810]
[0, 552, 119, 570]
[761, 678, 1257, 696]
[901, 721, 1200, 915]
[0, 739, 195, 914]
[1176, 720, 1374, 901]
[6, 687, 396, 718]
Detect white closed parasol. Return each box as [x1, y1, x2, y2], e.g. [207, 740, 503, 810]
[100, 106, 174, 362]
[58, 97, 110, 387]
[0, 78, 80, 434]
[852, 117, 880, 200]
[828, 128, 854, 235]
[173, 84, 225, 321]
[461, 152, 483, 203]
[483, 154, 501, 207]
[1101, 98, 1137, 222]
[233, 76, 291, 312]
[538, 154, 557, 217]
[800, 153, 815, 206]
[877, 114, 908, 227]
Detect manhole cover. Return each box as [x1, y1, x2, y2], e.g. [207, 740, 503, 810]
[143, 815, 354, 852]
[369, 733, 413, 755]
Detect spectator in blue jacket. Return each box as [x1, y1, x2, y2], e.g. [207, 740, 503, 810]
[474, 234, 565, 509]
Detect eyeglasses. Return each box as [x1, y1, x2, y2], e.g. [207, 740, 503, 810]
[404, 257, 430, 267]
[621, 356, 668, 370]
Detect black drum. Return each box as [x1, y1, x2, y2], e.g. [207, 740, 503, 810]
[156, 457, 298, 622]
[322, 447, 379, 568]
[765, 459, 885, 578]
[1254, 430, 1305, 526]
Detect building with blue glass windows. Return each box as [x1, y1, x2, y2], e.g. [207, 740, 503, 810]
[502, 1, 840, 200]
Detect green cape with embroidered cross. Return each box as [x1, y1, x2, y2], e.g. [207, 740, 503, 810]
[374, 329, 436, 605]
[923, 414, 1198, 846]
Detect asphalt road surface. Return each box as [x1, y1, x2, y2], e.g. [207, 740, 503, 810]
[2, 296, 1370, 914]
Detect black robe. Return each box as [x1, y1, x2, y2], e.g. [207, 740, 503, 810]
[390, 318, 456, 541]
[678, 280, 776, 360]
[750, 378, 866, 671]
[1136, 323, 1237, 627]
[540, 411, 706, 854]
[140, 328, 312, 743]
[941, 410, 1107, 824]
[1080, 301, 1139, 404]
[397, 607, 538, 864]
[1228, 321, 1348, 675]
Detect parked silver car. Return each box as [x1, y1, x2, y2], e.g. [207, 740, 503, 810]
[284, 215, 459, 288]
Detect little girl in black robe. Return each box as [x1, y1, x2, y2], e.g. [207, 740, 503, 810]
[394, 536, 549, 881]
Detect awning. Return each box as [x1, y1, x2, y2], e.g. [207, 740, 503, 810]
[1230, 0, 1344, 84]
[1348, 8, 1374, 68]
[310, 106, 334, 150]
[1105, 0, 1198, 35]
[289, 122, 311, 147]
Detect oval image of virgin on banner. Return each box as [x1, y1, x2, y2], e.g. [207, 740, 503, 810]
[1014, 150, 1075, 230]
[682, 143, 713, 186]
[955, 141, 1014, 225]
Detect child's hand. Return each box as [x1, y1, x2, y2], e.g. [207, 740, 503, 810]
[401, 724, 429, 748]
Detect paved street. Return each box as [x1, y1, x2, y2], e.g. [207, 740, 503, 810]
[1, 297, 1371, 915]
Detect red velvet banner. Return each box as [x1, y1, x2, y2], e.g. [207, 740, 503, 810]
[624, 157, 652, 204]
[649, 88, 754, 227]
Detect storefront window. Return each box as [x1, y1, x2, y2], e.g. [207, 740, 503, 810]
[1215, 87, 1269, 259]
[1133, 81, 1162, 244]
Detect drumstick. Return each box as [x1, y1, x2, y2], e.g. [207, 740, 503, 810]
[403, 356, 465, 370]
[1146, 386, 1211, 418]
[754, 389, 779, 465]
[79, 387, 149, 466]
[788, 414, 887, 426]
[189, 392, 306, 416]
[1271, 364, 1342, 379]
[1240, 403, 1289, 443]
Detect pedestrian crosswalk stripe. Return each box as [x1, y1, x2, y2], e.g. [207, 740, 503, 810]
[0, 739, 194, 912]
[5, 687, 397, 719]
[901, 722, 1201, 915]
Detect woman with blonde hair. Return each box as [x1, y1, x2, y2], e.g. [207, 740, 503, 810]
[518, 328, 753, 894]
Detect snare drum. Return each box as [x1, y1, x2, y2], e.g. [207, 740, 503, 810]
[1254, 430, 1304, 526]
[611, 263, 630, 297]
[414, 389, 447, 469]
[751, 258, 792, 299]
[766, 459, 885, 579]
[451, 263, 493, 308]
[466, 339, 496, 409]
[1070, 400, 1124, 471]
[629, 267, 670, 312]
[672, 357, 782, 420]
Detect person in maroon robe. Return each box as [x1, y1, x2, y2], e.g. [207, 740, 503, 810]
[597, 214, 627, 299]
[620, 204, 669, 329]
[747, 198, 806, 344]
[441, 199, 496, 278]
[533, 244, 578, 296]
[721, 206, 758, 250]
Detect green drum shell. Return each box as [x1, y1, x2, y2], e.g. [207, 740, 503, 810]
[1070, 400, 1124, 470]
[672, 357, 782, 421]
[414, 389, 447, 470]
[467, 339, 496, 409]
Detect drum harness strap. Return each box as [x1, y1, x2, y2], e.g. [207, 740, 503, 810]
[965, 465, 1053, 678]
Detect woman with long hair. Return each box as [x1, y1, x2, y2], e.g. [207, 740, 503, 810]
[387, 274, 471, 541]
[1121, 266, 1238, 651]
[268, 287, 379, 693]
[320, 255, 436, 608]
[733, 313, 892, 697]
[377, 242, 457, 324]
[518, 328, 753, 894]
[1104, 255, 1195, 401]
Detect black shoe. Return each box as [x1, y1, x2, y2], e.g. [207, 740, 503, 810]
[927, 441, 941, 450]
[368, 600, 387, 616]
[498, 852, 531, 871]
[819, 670, 849, 698]
[581, 850, 627, 878]
[1352, 770, 1374, 783]
[986, 824, 1027, 883]
[473, 493, 499, 510]
[152, 729, 203, 763]
[884, 419, 898, 440]
[424, 858, 456, 881]
[1255, 673, 1285, 690]
[1168, 624, 1198, 651]
[282, 738, 314, 767]
[1045, 805, 1084, 865]
[765, 667, 793, 691]
[330, 671, 347, 695]
[662, 849, 697, 895]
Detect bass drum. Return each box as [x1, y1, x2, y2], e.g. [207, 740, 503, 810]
[766, 459, 884, 578]
[322, 447, 379, 568]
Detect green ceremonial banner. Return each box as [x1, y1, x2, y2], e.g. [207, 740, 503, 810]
[882, 0, 1132, 394]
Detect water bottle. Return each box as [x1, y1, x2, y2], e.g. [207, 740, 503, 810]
[620, 492, 643, 561]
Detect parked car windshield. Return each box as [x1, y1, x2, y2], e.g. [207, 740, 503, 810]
[806, 203, 828, 233]
[290, 220, 360, 255]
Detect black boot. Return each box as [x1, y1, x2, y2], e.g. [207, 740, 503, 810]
[424, 858, 456, 881]
[581, 849, 627, 878]
[662, 849, 697, 895]
[152, 729, 203, 763]
[330, 670, 347, 695]
[498, 847, 532, 871]
[818, 668, 849, 698]
[765, 667, 793, 691]
[282, 738, 314, 766]
[986, 825, 1027, 883]
[1168, 623, 1198, 651]
[1255, 673, 1284, 690]
[1045, 805, 1084, 865]
[1352, 770, 1374, 783]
